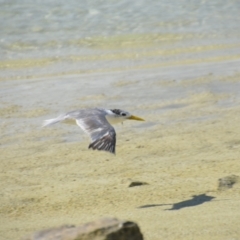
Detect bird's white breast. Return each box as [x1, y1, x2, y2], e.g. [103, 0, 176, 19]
[105, 114, 124, 125]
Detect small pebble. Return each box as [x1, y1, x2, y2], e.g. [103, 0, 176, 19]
[218, 175, 240, 190]
[129, 181, 149, 188]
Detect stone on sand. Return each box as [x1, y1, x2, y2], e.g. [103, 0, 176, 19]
[218, 175, 240, 190]
[128, 181, 149, 188]
[23, 217, 144, 240]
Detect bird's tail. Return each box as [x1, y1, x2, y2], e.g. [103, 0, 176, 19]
[42, 114, 67, 127]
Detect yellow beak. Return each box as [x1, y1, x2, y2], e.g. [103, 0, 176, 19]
[127, 115, 145, 121]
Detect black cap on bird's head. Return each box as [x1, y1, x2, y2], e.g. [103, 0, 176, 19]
[110, 109, 144, 121]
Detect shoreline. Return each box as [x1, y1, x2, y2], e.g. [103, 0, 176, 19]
[1, 63, 240, 239]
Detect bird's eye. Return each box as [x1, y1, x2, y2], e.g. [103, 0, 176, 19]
[121, 113, 126, 116]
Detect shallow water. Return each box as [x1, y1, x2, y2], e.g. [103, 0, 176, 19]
[1, 0, 240, 80]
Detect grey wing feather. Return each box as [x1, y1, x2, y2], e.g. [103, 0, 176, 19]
[43, 108, 116, 154]
[42, 109, 86, 127]
[88, 128, 116, 154]
[75, 112, 116, 154]
[42, 108, 101, 127]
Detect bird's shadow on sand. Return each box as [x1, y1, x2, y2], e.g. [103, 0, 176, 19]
[138, 194, 215, 210]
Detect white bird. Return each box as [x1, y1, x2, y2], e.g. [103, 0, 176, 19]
[43, 108, 144, 154]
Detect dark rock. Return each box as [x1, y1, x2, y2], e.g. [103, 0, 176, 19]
[218, 175, 240, 190]
[128, 181, 149, 188]
[23, 217, 144, 240]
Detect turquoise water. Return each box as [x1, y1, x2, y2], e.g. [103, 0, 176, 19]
[1, 0, 240, 62]
[1, 0, 240, 125]
[1, 0, 240, 42]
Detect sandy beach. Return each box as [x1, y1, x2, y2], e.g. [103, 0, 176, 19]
[1, 61, 240, 239]
[1, 1, 240, 239]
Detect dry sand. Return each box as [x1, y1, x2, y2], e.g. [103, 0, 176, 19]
[1, 63, 240, 240]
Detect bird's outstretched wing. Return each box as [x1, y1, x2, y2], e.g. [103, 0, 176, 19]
[43, 108, 116, 154]
[73, 109, 116, 154]
[87, 128, 116, 154]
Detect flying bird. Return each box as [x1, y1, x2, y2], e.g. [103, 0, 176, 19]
[43, 108, 144, 154]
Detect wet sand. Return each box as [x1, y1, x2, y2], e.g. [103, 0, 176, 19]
[1, 62, 240, 240]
